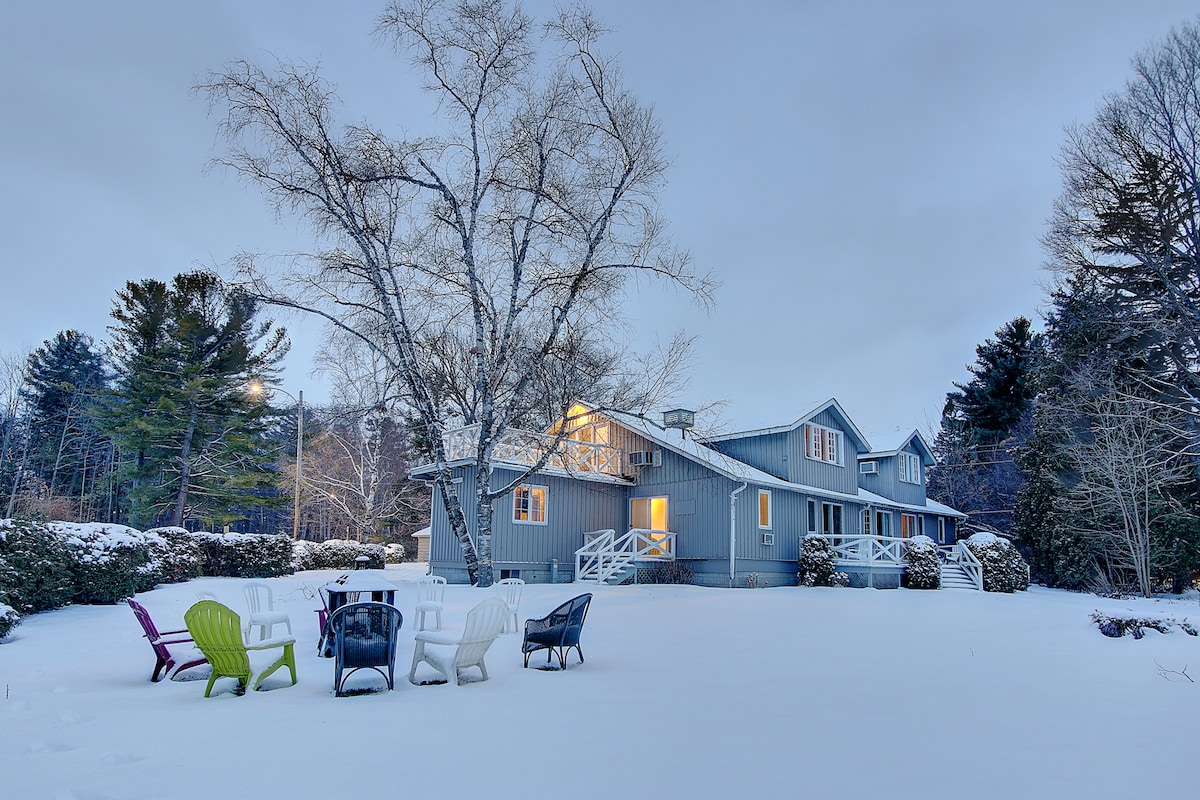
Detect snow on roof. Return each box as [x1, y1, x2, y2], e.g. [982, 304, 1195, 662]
[699, 398, 872, 453]
[859, 429, 936, 466]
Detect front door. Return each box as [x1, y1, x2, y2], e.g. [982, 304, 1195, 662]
[631, 496, 670, 557]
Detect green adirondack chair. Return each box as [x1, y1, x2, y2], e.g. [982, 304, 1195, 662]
[184, 600, 297, 697]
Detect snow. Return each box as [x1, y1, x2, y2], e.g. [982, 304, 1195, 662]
[968, 531, 1000, 545]
[2, 565, 1197, 799]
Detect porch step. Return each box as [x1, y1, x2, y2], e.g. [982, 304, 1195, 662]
[940, 563, 981, 590]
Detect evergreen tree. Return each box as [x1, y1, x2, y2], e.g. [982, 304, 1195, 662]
[19, 330, 110, 518]
[103, 271, 289, 528]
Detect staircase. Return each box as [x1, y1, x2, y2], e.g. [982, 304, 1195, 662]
[575, 528, 676, 585]
[941, 561, 980, 590]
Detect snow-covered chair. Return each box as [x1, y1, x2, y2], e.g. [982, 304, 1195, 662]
[415, 576, 447, 631]
[328, 602, 404, 696]
[495, 577, 524, 634]
[408, 596, 508, 686]
[243, 581, 292, 641]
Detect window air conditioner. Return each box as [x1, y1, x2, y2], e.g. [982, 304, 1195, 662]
[859, 461, 878, 475]
[627, 450, 661, 467]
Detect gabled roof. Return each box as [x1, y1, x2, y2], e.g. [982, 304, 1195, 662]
[699, 398, 872, 453]
[860, 429, 936, 467]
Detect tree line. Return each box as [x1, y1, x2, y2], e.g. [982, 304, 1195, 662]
[928, 19, 1200, 597]
[0, 270, 426, 545]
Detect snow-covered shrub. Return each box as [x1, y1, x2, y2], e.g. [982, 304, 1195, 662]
[831, 570, 851, 587]
[385, 543, 405, 563]
[1090, 610, 1198, 639]
[51, 522, 164, 604]
[903, 534, 941, 589]
[144, 527, 203, 584]
[292, 539, 386, 571]
[964, 533, 1029, 593]
[0, 602, 18, 640]
[798, 534, 836, 587]
[192, 532, 295, 577]
[0, 519, 75, 613]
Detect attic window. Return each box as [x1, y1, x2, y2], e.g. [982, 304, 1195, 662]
[804, 423, 843, 466]
[899, 452, 922, 484]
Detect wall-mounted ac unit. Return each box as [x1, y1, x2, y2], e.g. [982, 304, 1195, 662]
[627, 450, 662, 467]
[762, 532, 775, 545]
[859, 461, 878, 475]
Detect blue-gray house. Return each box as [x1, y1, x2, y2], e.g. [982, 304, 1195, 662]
[413, 399, 973, 589]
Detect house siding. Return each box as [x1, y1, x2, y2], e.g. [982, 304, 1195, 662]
[705, 432, 789, 480]
[858, 444, 926, 506]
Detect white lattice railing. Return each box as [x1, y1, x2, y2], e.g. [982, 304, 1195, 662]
[576, 528, 676, 583]
[824, 534, 907, 566]
[442, 424, 623, 476]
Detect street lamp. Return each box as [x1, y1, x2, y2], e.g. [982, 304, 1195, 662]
[249, 382, 304, 540]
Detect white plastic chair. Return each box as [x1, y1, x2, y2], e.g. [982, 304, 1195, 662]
[408, 596, 509, 686]
[495, 578, 524, 634]
[415, 576, 447, 632]
[243, 581, 292, 641]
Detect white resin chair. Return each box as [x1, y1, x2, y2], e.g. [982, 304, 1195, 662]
[415, 576, 447, 632]
[408, 596, 508, 686]
[495, 578, 524, 634]
[243, 581, 292, 641]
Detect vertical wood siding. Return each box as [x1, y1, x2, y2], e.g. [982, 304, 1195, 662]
[785, 409, 860, 494]
[705, 432, 789, 479]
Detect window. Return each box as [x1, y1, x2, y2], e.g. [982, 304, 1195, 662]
[862, 508, 871, 535]
[499, 569, 521, 580]
[513, 484, 548, 524]
[901, 513, 918, 538]
[937, 517, 946, 544]
[758, 490, 772, 529]
[807, 499, 818, 533]
[631, 496, 669, 531]
[804, 423, 843, 466]
[876, 510, 892, 537]
[821, 502, 843, 535]
[899, 452, 922, 484]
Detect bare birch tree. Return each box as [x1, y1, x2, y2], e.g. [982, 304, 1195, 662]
[200, 0, 712, 585]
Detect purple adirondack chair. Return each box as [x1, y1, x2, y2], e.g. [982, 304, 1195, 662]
[126, 598, 209, 682]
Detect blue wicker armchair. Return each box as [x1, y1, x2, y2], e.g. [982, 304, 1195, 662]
[521, 593, 592, 669]
[328, 601, 404, 696]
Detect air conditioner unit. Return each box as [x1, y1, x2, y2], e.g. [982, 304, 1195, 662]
[762, 532, 775, 545]
[627, 450, 661, 467]
[859, 461, 878, 475]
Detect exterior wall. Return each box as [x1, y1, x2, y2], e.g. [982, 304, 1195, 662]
[785, 409, 861, 494]
[631, 445, 737, 562]
[704, 431, 789, 480]
[857, 443, 926, 505]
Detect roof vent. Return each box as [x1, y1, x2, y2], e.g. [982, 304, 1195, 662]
[662, 409, 695, 431]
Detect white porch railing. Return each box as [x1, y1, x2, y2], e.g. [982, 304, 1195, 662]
[824, 534, 907, 566]
[940, 542, 984, 591]
[443, 423, 623, 476]
[576, 528, 677, 583]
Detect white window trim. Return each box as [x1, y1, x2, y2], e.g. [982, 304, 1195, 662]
[876, 510, 892, 537]
[513, 484, 549, 525]
[899, 452, 922, 484]
[804, 422, 844, 467]
[862, 508, 872, 535]
[901, 513, 918, 538]
[630, 496, 670, 532]
[820, 501, 844, 535]
[807, 499, 818, 534]
[937, 517, 946, 544]
[758, 489, 772, 530]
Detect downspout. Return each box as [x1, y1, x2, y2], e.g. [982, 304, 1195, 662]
[729, 482, 747, 588]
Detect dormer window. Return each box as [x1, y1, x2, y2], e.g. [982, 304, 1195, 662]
[899, 452, 922, 484]
[804, 422, 843, 466]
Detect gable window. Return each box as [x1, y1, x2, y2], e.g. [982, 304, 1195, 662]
[804, 423, 843, 466]
[758, 490, 772, 529]
[876, 510, 892, 537]
[513, 484, 548, 524]
[899, 452, 923, 484]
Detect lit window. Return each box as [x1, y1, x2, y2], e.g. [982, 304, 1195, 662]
[513, 485, 548, 524]
[899, 452, 922, 484]
[804, 423, 843, 466]
[901, 513, 918, 538]
[758, 490, 772, 529]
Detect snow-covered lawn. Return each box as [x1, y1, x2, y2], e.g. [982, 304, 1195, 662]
[2, 565, 1197, 799]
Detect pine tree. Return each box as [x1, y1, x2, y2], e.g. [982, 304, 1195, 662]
[103, 271, 289, 528]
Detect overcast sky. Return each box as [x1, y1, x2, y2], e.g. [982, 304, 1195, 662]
[3, 1, 1198, 440]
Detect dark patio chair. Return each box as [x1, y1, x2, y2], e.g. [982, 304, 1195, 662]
[521, 593, 592, 669]
[328, 601, 404, 696]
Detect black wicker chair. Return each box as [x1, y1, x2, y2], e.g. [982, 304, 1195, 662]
[328, 601, 404, 696]
[521, 593, 592, 669]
